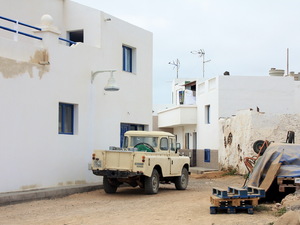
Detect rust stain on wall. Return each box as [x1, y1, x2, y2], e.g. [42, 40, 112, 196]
[0, 49, 49, 79]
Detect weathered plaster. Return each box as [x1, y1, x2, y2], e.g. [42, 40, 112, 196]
[219, 110, 300, 174]
[0, 49, 49, 79]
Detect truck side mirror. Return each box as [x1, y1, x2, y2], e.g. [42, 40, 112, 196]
[175, 143, 181, 153]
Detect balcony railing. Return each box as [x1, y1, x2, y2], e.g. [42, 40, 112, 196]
[0, 16, 42, 40]
[0, 16, 76, 45]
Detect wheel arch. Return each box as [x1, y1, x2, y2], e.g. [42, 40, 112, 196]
[153, 165, 162, 177]
[183, 163, 190, 173]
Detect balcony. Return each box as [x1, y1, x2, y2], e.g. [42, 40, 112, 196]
[158, 105, 197, 128]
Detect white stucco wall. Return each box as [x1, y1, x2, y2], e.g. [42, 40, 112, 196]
[197, 77, 219, 150]
[197, 75, 299, 152]
[218, 75, 297, 117]
[219, 110, 300, 174]
[0, 0, 152, 192]
[294, 81, 300, 113]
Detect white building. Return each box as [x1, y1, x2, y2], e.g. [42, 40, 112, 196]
[158, 71, 300, 169]
[0, 0, 153, 192]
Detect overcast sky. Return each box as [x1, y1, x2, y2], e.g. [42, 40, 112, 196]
[73, 0, 300, 104]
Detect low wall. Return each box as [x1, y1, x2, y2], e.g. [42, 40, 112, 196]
[219, 110, 300, 174]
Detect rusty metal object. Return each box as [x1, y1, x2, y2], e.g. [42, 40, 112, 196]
[244, 140, 270, 173]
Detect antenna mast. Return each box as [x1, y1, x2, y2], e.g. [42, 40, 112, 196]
[168, 59, 180, 78]
[191, 49, 211, 78]
[287, 48, 289, 76]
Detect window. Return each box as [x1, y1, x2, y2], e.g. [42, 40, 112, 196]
[120, 123, 145, 147]
[122, 136, 128, 148]
[205, 105, 210, 124]
[160, 138, 168, 151]
[170, 139, 175, 151]
[131, 137, 158, 147]
[68, 30, 84, 46]
[123, 45, 132, 72]
[59, 103, 74, 134]
[204, 149, 211, 162]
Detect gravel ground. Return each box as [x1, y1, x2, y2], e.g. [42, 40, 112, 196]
[0, 173, 278, 225]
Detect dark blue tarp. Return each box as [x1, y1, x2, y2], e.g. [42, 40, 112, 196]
[246, 143, 300, 187]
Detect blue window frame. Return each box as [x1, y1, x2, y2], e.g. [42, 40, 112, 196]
[120, 123, 144, 147]
[59, 103, 74, 134]
[123, 45, 132, 72]
[204, 149, 211, 162]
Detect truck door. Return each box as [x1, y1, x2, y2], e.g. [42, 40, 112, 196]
[169, 138, 182, 175]
[159, 137, 171, 175]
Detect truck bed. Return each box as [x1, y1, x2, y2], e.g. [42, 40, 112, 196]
[103, 150, 133, 170]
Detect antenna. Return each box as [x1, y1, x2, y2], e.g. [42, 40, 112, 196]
[168, 58, 180, 78]
[191, 49, 211, 78]
[287, 48, 289, 76]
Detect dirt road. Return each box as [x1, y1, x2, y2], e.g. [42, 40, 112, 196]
[0, 174, 277, 225]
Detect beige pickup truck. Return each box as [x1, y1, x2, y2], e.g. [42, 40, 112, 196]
[91, 131, 190, 194]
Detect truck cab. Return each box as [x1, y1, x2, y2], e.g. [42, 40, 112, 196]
[122, 130, 179, 152]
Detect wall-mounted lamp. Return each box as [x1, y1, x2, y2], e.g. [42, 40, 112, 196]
[91, 70, 120, 91]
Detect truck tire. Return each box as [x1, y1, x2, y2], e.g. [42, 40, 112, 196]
[103, 176, 118, 194]
[144, 169, 159, 194]
[175, 167, 189, 190]
[253, 140, 268, 155]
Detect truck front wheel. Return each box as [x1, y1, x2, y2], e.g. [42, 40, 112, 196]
[175, 167, 189, 190]
[144, 169, 159, 194]
[103, 176, 118, 194]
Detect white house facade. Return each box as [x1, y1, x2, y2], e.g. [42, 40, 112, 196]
[158, 72, 300, 169]
[0, 0, 153, 192]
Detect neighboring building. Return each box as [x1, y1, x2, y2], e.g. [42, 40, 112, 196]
[0, 0, 152, 192]
[157, 79, 198, 167]
[158, 70, 300, 169]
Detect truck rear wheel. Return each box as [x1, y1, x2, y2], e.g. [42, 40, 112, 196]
[144, 169, 159, 194]
[175, 167, 189, 190]
[103, 176, 118, 194]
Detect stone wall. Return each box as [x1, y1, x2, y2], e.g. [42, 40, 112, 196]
[219, 110, 300, 174]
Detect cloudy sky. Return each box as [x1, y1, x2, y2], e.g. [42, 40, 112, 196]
[73, 0, 300, 104]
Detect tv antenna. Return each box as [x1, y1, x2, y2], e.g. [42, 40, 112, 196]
[191, 49, 211, 78]
[168, 58, 180, 78]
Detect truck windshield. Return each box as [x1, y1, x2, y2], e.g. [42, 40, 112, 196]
[131, 136, 158, 147]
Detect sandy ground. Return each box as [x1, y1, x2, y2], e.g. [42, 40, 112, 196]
[0, 173, 279, 225]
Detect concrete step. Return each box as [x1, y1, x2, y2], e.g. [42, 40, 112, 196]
[189, 167, 218, 174]
[0, 183, 102, 206]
